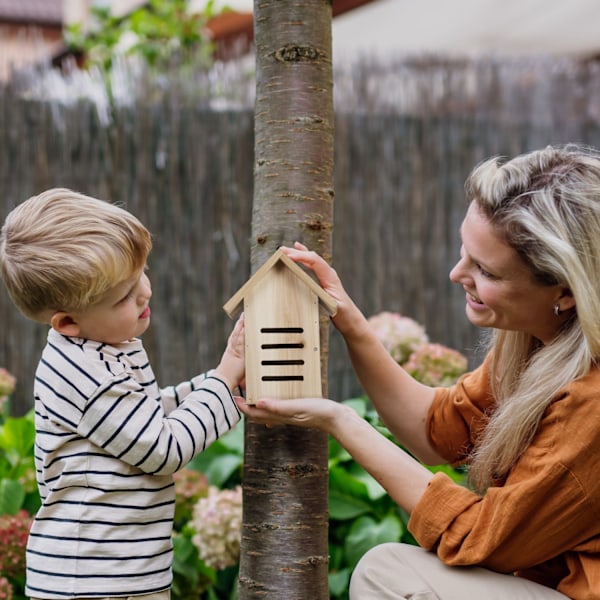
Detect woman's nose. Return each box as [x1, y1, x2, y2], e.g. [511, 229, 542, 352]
[449, 257, 466, 284]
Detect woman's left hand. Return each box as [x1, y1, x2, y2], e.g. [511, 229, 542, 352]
[234, 396, 343, 433]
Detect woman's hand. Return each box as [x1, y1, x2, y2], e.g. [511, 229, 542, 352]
[280, 242, 346, 305]
[280, 242, 362, 335]
[235, 396, 344, 434]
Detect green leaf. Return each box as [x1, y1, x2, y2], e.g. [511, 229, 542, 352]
[329, 466, 374, 520]
[198, 454, 242, 488]
[22, 490, 42, 515]
[329, 568, 351, 597]
[0, 415, 35, 457]
[0, 478, 26, 515]
[329, 490, 372, 521]
[344, 514, 403, 569]
[187, 425, 244, 487]
[172, 534, 216, 583]
[341, 397, 369, 418]
[427, 463, 468, 484]
[217, 425, 244, 454]
[328, 437, 352, 466]
[345, 462, 387, 501]
[328, 542, 345, 571]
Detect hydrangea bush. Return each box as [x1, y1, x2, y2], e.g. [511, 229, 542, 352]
[0, 511, 31, 582]
[191, 485, 243, 571]
[173, 466, 210, 530]
[403, 342, 468, 386]
[0, 576, 12, 600]
[367, 311, 468, 385]
[0, 368, 16, 417]
[366, 311, 429, 365]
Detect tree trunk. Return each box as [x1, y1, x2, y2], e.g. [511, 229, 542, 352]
[238, 1, 334, 598]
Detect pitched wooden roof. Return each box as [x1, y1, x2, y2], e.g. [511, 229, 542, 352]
[223, 249, 338, 318]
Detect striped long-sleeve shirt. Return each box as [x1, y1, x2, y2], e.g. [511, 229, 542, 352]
[25, 328, 241, 599]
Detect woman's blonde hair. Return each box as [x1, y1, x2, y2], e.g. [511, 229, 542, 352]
[0, 188, 152, 321]
[465, 144, 600, 492]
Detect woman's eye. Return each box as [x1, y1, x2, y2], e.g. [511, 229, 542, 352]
[477, 264, 494, 278]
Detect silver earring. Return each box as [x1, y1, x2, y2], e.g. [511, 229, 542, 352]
[554, 304, 561, 317]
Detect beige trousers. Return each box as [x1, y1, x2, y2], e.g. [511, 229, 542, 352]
[30, 592, 170, 600]
[349, 543, 571, 600]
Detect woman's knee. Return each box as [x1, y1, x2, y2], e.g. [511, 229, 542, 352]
[349, 543, 424, 600]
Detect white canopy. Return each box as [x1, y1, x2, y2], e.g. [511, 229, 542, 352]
[331, 0, 600, 61]
[202, 0, 600, 62]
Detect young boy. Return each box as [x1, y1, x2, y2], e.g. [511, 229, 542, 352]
[0, 188, 244, 600]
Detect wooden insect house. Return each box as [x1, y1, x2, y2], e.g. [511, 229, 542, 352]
[223, 249, 337, 404]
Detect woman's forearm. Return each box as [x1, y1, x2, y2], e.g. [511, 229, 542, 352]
[342, 319, 445, 465]
[330, 403, 434, 513]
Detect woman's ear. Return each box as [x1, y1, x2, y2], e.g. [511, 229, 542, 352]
[557, 288, 576, 313]
[50, 312, 81, 337]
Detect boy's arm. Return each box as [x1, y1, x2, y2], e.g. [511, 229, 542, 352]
[160, 314, 245, 414]
[73, 316, 245, 474]
[78, 372, 242, 475]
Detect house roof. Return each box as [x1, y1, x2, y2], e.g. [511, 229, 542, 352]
[0, 0, 373, 30]
[0, 0, 64, 81]
[0, 0, 62, 25]
[0, 0, 377, 57]
[223, 249, 338, 319]
[332, 0, 600, 60]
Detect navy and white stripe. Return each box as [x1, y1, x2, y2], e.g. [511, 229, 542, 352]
[26, 328, 241, 599]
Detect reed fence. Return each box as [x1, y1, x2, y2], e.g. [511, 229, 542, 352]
[2, 55, 600, 413]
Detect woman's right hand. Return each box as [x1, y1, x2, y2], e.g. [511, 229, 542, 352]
[235, 395, 343, 434]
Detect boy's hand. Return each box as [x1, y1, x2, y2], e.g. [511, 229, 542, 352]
[215, 313, 245, 392]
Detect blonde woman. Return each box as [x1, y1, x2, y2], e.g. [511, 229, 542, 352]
[237, 145, 600, 599]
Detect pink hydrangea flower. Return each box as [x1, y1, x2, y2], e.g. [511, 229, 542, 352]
[0, 510, 32, 579]
[0, 368, 16, 414]
[367, 311, 428, 365]
[190, 485, 242, 570]
[0, 576, 13, 600]
[403, 343, 468, 386]
[173, 468, 209, 530]
[0, 369, 16, 397]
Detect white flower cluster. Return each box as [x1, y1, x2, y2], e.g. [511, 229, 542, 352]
[191, 485, 243, 570]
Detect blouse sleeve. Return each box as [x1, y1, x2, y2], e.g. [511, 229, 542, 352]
[426, 352, 495, 465]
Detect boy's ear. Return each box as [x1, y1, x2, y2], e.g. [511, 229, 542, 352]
[50, 312, 81, 337]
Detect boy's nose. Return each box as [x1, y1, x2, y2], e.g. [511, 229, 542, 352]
[140, 274, 152, 300]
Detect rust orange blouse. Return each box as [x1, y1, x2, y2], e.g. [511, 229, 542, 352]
[409, 355, 600, 599]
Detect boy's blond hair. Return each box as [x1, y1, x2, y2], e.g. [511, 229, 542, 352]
[0, 188, 152, 321]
